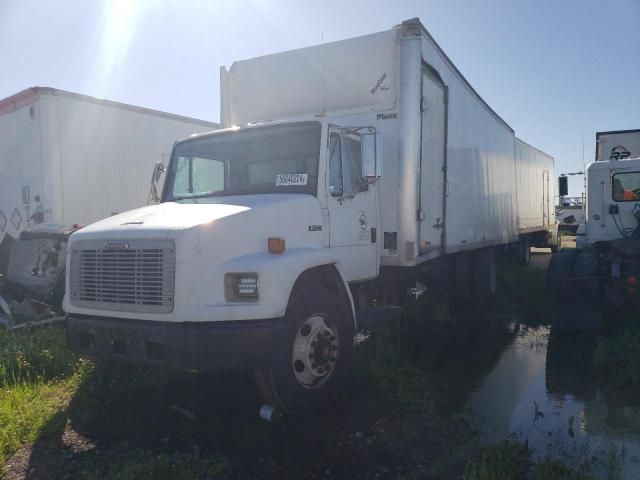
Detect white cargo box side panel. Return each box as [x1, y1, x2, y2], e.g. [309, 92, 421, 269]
[225, 30, 399, 126]
[0, 96, 44, 242]
[515, 138, 554, 232]
[39, 94, 216, 227]
[419, 32, 518, 254]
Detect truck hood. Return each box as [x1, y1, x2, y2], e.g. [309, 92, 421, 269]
[71, 194, 323, 239]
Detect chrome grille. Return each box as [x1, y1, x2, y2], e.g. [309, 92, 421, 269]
[70, 239, 175, 313]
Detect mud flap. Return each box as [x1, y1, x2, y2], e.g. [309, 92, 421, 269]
[551, 276, 603, 331]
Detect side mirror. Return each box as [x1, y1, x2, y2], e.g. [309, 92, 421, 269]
[148, 161, 166, 204]
[361, 131, 380, 180]
[558, 176, 568, 197]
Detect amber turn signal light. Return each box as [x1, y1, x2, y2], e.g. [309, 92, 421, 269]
[268, 237, 285, 254]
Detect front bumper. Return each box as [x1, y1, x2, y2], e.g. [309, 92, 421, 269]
[67, 314, 286, 370]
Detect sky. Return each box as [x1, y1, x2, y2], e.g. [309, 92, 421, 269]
[1, 0, 639, 196]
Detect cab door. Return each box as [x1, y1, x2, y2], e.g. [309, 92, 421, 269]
[326, 129, 379, 281]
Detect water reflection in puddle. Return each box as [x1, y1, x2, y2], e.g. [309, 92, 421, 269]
[465, 324, 640, 478]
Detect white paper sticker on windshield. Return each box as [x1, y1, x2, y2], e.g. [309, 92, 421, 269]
[276, 174, 308, 186]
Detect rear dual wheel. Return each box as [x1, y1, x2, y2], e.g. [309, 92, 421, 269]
[254, 287, 354, 415]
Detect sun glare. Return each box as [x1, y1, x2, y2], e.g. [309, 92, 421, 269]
[101, 0, 144, 71]
[86, 0, 146, 97]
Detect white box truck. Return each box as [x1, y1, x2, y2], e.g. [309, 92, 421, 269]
[64, 19, 555, 414]
[0, 87, 218, 242]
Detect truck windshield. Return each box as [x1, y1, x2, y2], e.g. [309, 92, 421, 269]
[163, 122, 321, 200]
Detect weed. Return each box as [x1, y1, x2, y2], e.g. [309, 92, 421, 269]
[465, 441, 601, 480]
[464, 441, 529, 480]
[607, 444, 622, 480]
[352, 317, 435, 413]
[0, 325, 75, 385]
[533, 458, 593, 480]
[532, 400, 546, 422]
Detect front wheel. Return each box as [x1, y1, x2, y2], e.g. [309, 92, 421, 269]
[254, 287, 354, 415]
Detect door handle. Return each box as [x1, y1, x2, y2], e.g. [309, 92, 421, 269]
[371, 227, 377, 244]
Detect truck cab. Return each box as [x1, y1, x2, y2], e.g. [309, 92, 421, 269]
[585, 158, 640, 244]
[549, 131, 640, 330]
[64, 118, 381, 414]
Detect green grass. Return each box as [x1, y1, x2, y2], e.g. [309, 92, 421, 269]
[0, 326, 84, 472]
[593, 327, 640, 389]
[74, 449, 227, 480]
[351, 317, 435, 414]
[0, 324, 75, 385]
[0, 370, 83, 470]
[463, 441, 605, 480]
[0, 326, 233, 478]
[0, 271, 626, 479]
[499, 261, 548, 321]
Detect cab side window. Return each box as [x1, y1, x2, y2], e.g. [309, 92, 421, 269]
[329, 133, 367, 197]
[329, 133, 343, 197]
[612, 172, 640, 202]
[342, 135, 367, 194]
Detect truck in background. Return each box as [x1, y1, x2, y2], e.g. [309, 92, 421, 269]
[64, 18, 556, 414]
[0, 87, 218, 243]
[549, 129, 640, 329]
[0, 87, 217, 326]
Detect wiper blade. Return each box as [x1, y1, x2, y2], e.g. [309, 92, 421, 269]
[170, 191, 226, 201]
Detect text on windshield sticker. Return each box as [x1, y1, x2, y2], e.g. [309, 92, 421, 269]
[276, 174, 308, 186]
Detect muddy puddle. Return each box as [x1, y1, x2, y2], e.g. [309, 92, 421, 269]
[463, 323, 640, 478]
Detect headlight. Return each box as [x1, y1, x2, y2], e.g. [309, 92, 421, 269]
[225, 273, 259, 301]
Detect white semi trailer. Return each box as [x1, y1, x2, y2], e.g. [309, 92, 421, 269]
[0, 87, 218, 242]
[64, 19, 555, 414]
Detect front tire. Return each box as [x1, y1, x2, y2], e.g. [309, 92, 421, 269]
[254, 287, 354, 415]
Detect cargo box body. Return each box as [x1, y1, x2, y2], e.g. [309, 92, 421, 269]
[596, 129, 640, 161]
[515, 138, 554, 233]
[0, 87, 218, 242]
[221, 19, 553, 267]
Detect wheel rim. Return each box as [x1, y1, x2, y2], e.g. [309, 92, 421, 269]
[291, 314, 339, 388]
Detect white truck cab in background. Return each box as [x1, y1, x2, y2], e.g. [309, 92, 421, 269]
[549, 129, 640, 330]
[64, 19, 556, 414]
